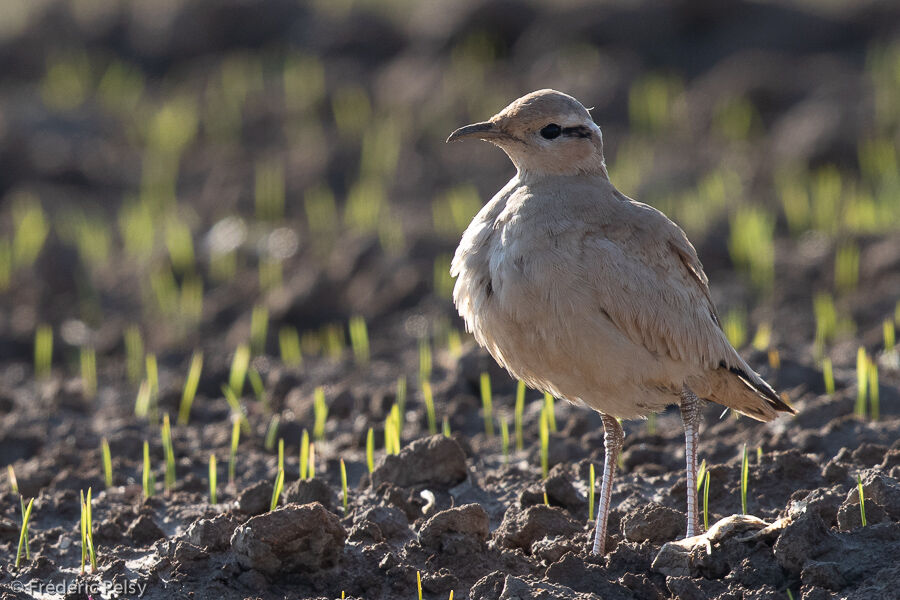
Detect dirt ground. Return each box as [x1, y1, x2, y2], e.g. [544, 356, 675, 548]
[1, 1, 899, 599]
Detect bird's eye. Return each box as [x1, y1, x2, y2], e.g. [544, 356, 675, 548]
[540, 124, 561, 139]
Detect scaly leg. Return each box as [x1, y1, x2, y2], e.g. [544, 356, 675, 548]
[680, 389, 701, 537]
[591, 414, 624, 555]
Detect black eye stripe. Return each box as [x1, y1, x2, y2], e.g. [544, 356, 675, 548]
[562, 125, 592, 138]
[540, 124, 561, 139]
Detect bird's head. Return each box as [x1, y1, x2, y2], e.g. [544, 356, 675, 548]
[447, 89, 607, 178]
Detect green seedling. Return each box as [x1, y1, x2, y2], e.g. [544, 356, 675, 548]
[885, 319, 896, 351]
[0, 238, 10, 291]
[80, 347, 96, 399]
[279, 326, 303, 367]
[255, 157, 285, 221]
[740, 444, 749, 515]
[125, 326, 144, 383]
[300, 429, 310, 480]
[442, 415, 451, 437]
[18, 496, 30, 561]
[697, 459, 707, 492]
[588, 463, 596, 521]
[304, 183, 339, 241]
[277, 438, 285, 473]
[417, 571, 423, 600]
[340, 458, 348, 511]
[145, 354, 159, 422]
[728, 206, 775, 293]
[539, 408, 550, 478]
[385, 407, 401, 455]
[757, 447, 763, 462]
[823, 357, 835, 395]
[835, 242, 860, 294]
[447, 329, 462, 357]
[366, 427, 375, 473]
[396, 377, 407, 430]
[12, 193, 49, 268]
[164, 217, 195, 274]
[80, 488, 96, 573]
[433, 254, 454, 298]
[308, 444, 316, 480]
[178, 351, 204, 425]
[855, 347, 868, 418]
[258, 260, 281, 294]
[422, 380, 437, 435]
[248, 367, 267, 411]
[270, 469, 284, 512]
[250, 305, 268, 356]
[34, 324, 53, 378]
[134, 380, 151, 419]
[9, 464, 19, 494]
[264, 415, 281, 452]
[418, 338, 432, 382]
[349, 315, 370, 365]
[344, 178, 384, 233]
[209, 454, 217, 504]
[323, 323, 345, 361]
[229, 417, 240, 485]
[543, 491, 549, 506]
[787, 590, 795, 600]
[515, 380, 525, 451]
[16, 497, 34, 569]
[161, 414, 176, 493]
[313, 386, 328, 441]
[480, 372, 494, 438]
[857, 475, 867, 527]
[752, 322, 772, 351]
[869, 361, 880, 421]
[222, 385, 250, 433]
[229, 344, 251, 396]
[723, 308, 747, 349]
[703, 470, 711, 531]
[500, 415, 509, 463]
[100, 438, 113, 488]
[543, 392, 557, 433]
[142, 440, 154, 498]
[813, 293, 838, 355]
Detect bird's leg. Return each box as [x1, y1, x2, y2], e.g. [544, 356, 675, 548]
[591, 414, 624, 555]
[680, 389, 702, 537]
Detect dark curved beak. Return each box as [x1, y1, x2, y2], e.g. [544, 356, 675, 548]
[446, 121, 504, 143]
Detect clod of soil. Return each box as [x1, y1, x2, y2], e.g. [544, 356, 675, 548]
[418, 503, 490, 554]
[621, 502, 684, 543]
[185, 514, 241, 551]
[492, 504, 582, 554]
[230, 502, 346, 574]
[370, 435, 467, 489]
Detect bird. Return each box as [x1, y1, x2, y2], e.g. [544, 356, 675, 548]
[446, 89, 794, 555]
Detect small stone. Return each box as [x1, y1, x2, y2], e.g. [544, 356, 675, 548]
[231, 502, 346, 574]
[418, 504, 489, 554]
[371, 435, 467, 489]
[185, 514, 240, 551]
[127, 514, 165, 544]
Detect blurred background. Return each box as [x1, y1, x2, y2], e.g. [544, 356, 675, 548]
[0, 0, 898, 378]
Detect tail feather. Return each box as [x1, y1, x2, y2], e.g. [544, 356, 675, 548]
[696, 362, 795, 422]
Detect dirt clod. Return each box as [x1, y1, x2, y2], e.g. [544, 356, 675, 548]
[621, 502, 684, 543]
[371, 435, 467, 489]
[185, 514, 241, 551]
[127, 514, 165, 544]
[418, 503, 489, 554]
[492, 504, 581, 554]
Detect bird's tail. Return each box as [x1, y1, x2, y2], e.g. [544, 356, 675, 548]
[694, 360, 795, 422]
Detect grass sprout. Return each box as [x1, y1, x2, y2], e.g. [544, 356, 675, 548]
[366, 427, 375, 473]
[250, 305, 268, 356]
[80, 488, 96, 573]
[539, 408, 550, 478]
[16, 497, 34, 569]
[308, 443, 316, 480]
[728, 206, 775, 293]
[98, 438, 113, 489]
[703, 469, 711, 531]
[396, 377, 407, 430]
[248, 367, 267, 410]
[278, 438, 284, 473]
[417, 571, 423, 600]
[34, 324, 53, 378]
[178, 351, 204, 425]
[8, 465, 18, 494]
[313, 386, 328, 440]
[857, 474, 867, 527]
[265, 415, 281, 452]
[161, 414, 176, 493]
[418, 338, 432, 382]
[422, 380, 437, 435]
[340, 458, 348, 511]
[515, 381, 525, 451]
[697, 459, 707, 492]
[80, 346, 96, 399]
[349, 315, 370, 365]
[300, 429, 310, 480]
[823, 358, 835, 395]
[588, 463, 596, 521]
[229, 344, 251, 395]
[868, 360, 880, 421]
[740, 444, 749, 514]
[442, 415, 451, 437]
[500, 415, 509, 463]
[543, 392, 557, 433]
[279, 326, 303, 367]
[270, 469, 284, 512]
[125, 326, 144, 383]
[855, 347, 868, 418]
[723, 308, 747, 349]
[209, 454, 217, 504]
[222, 385, 250, 433]
[255, 157, 285, 222]
[835, 242, 860, 294]
[480, 372, 494, 437]
[884, 318, 896, 351]
[229, 417, 240, 485]
[12, 193, 49, 269]
[142, 440, 154, 498]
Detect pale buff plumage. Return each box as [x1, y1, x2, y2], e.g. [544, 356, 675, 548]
[448, 89, 794, 554]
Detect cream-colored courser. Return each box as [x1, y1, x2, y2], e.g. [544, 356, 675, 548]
[447, 89, 794, 555]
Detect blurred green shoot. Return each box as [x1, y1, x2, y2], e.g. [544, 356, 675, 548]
[432, 185, 482, 237]
[7, 465, 18, 494]
[161, 414, 176, 493]
[787, 590, 795, 600]
[79, 488, 96, 573]
[164, 217, 195, 275]
[344, 179, 384, 233]
[857, 475, 867, 527]
[278, 438, 284, 473]
[248, 367, 267, 411]
[229, 417, 240, 485]
[539, 408, 549, 478]
[712, 96, 758, 141]
[752, 322, 772, 351]
[264, 415, 280, 452]
[313, 386, 328, 441]
[209, 454, 217, 504]
[279, 326, 303, 367]
[255, 158, 285, 221]
[588, 463, 596, 522]
[125, 326, 144, 383]
[433, 254, 454, 299]
[34, 324, 52, 378]
[97, 60, 144, 114]
[515, 381, 525, 451]
[628, 73, 683, 133]
[80, 347, 96, 399]
[12, 193, 49, 269]
[419, 338, 432, 382]
[757, 447, 763, 462]
[835, 242, 860, 294]
[134, 381, 151, 419]
[728, 206, 775, 293]
[500, 415, 509, 463]
[823, 358, 835, 395]
[222, 385, 250, 434]
[396, 377, 407, 430]
[340, 458, 348, 511]
[697, 459, 707, 492]
[300, 429, 310, 480]
[178, 351, 203, 425]
[868, 360, 880, 421]
[740, 444, 749, 515]
[447, 329, 462, 358]
[304, 184, 339, 239]
[18, 495, 30, 560]
[366, 427, 375, 473]
[146, 353, 159, 402]
[543, 491, 549, 506]
[15, 497, 34, 569]
[884, 319, 896, 352]
[723, 308, 747, 349]
[385, 405, 401, 455]
[855, 347, 868, 418]
[270, 469, 284, 512]
[703, 469, 711, 530]
[480, 372, 494, 438]
[323, 324, 345, 361]
[349, 315, 370, 366]
[0, 238, 10, 291]
[442, 415, 451, 437]
[250, 306, 268, 356]
[283, 53, 325, 112]
[332, 85, 371, 139]
[543, 392, 557, 433]
[101, 438, 112, 488]
[308, 444, 316, 480]
[142, 440, 154, 499]
[258, 259, 282, 293]
[422, 380, 437, 435]
[229, 344, 251, 396]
